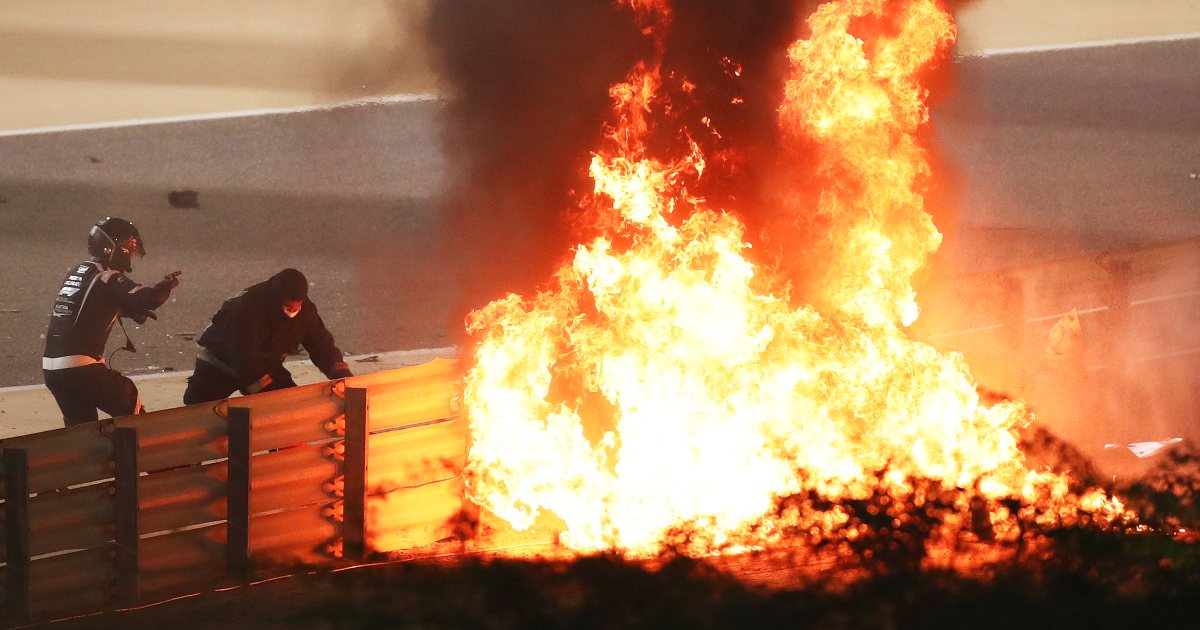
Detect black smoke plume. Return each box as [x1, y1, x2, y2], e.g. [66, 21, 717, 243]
[426, 0, 811, 330]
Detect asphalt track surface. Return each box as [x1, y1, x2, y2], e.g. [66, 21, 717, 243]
[0, 37, 1196, 392]
[0, 98, 456, 388]
[936, 38, 1200, 271]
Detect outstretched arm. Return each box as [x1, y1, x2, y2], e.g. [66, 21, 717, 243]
[108, 270, 181, 320]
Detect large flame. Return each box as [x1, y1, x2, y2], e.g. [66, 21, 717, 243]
[461, 0, 1124, 556]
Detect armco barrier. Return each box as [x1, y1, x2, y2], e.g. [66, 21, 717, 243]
[0, 357, 468, 621]
[914, 236, 1200, 465]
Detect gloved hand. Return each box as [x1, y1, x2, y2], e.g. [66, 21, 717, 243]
[328, 362, 353, 380]
[157, 270, 182, 291]
[241, 373, 273, 395]
[125, 309, 158, 325]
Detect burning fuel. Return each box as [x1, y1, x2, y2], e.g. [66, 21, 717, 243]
[460, 0, 1130, 559]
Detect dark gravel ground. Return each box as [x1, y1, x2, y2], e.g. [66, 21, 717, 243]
[16, 438, 1200, 630]
[29, 505, 1200, 630]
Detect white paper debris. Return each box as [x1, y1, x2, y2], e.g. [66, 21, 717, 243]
[1106, 438, 1185, 459]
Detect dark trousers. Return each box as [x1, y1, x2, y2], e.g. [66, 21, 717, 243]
[44, 364, 143, 427]
[182, 359, 297, 406]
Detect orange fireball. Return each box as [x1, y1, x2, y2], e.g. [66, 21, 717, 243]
[461, 0, 1126, 557]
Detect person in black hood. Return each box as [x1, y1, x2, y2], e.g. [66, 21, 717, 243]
[183, 268, 352, 405]
[44, 217, 181, 426]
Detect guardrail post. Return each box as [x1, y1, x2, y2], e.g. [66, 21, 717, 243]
[113, 428, 140, 606]
[343, 387, 368, 560]
[226, 407, 251, 576]
[4, 448, 31, 621]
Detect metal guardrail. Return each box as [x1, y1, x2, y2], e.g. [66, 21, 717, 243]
[918, 236, 1200, 363]
[0, 357, 469, 621]
[913, 236, 1200, 459]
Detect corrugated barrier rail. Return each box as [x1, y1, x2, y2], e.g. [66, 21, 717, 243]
[0, 358, 469, 622]
[913, 236, 1200, 439]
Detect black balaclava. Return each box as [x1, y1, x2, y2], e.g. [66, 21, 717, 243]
[270, 268, 309, 303]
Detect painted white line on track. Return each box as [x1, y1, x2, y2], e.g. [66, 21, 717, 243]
[0, 32, 1193, 138]
[1025, 305, 1108, 324]
[960, 31, 1200, 58]
[929, 323, 1004, 339]
[0, 93, 442, 138]
[927, 287, 1200, 338]
[0, 346, 459, 393]
[1132, 289, 1200, 306]
[0, 33, 1193, 137]
[1086, 347, 1200, 372]
[1133, 347, 1200, 364]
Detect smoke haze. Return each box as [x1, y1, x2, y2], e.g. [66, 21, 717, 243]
[426, 0, 813, 329]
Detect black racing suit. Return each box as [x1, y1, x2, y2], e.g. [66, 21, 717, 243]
[43, 260, 176, 426]
[183, 279, 351, 405]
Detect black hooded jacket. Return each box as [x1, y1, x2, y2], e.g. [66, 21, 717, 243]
[196, 273, 347, 390]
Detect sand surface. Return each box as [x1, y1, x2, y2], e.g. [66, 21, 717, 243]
[0, 348, 456, 439]
[0, 0, 1197, 132]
